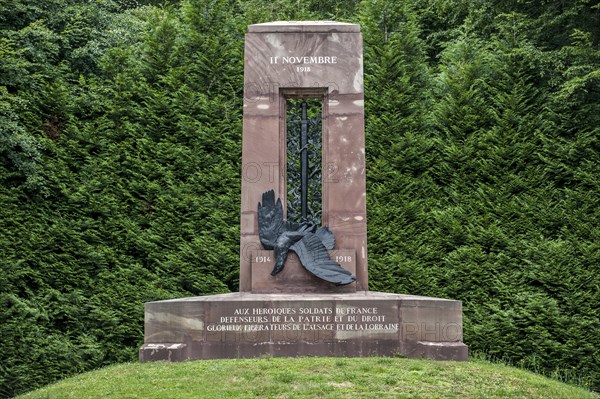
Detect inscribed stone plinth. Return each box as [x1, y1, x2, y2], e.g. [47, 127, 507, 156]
[139, 292, 468, 361]
[250, 249, 357, 293]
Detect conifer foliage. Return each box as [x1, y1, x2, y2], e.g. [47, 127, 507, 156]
[1, 0, 599, 396]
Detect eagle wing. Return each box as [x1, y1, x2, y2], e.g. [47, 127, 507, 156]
[315, 226, 335, 250]
[258, 190, 284, 249]
[290, 232, 356, 286]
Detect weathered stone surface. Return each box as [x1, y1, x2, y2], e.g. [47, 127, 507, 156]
[139, 292, 467, 362]
[248, 21, 361, 33]
[139, 343, 187, 362]
[251, 249, 357, 293]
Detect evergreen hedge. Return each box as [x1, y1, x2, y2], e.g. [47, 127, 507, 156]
[1, 0, 598, 396]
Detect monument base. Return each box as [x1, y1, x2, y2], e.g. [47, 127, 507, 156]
[139, 292, 468, 361]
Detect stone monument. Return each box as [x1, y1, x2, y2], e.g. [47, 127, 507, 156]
[139, 21, 468, 362]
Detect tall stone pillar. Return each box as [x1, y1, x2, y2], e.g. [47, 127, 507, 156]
[240, 22, 368, 292]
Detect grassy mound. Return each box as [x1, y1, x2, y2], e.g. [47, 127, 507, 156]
[17, 357, 598, 399]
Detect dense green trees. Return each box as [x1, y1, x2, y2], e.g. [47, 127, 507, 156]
[1, 0, 598, 396]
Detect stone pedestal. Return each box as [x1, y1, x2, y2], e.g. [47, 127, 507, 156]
[139, 292, 467, 361]
[251, 249, 359, 293]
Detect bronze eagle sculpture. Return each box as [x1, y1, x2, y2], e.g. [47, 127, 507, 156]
[258, 190, 356, 285]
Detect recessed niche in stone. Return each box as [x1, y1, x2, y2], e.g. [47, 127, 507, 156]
[285, 97, 323, 224]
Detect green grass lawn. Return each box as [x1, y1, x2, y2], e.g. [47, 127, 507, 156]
[17, 357, 599, 399]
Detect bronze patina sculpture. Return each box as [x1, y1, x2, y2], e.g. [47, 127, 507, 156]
[258, 190, 356, 285]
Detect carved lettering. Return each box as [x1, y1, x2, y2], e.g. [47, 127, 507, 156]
[206, 305, 398, 339]
[271, 55, 338, 65]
